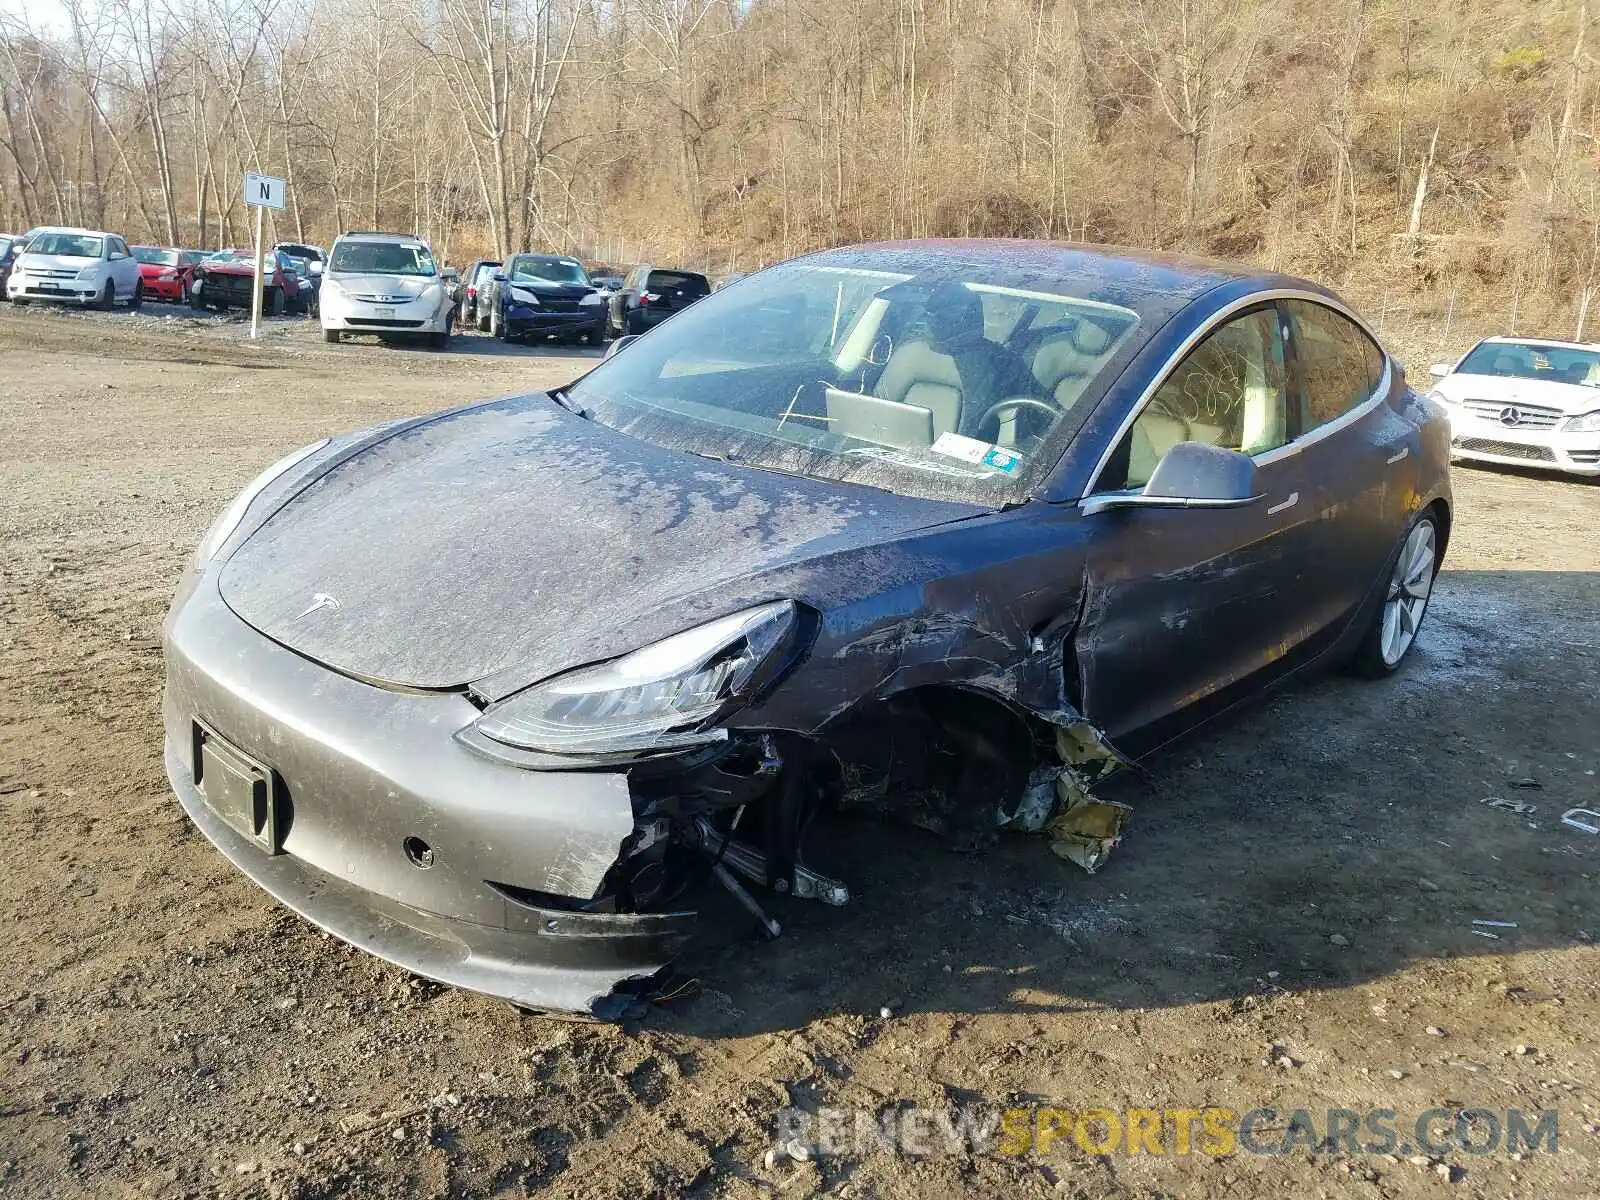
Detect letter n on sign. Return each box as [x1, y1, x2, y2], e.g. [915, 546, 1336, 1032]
[243, 172, 287, 211]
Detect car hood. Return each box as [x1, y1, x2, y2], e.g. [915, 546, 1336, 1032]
[506, 279, 595, 300]
[200, 260, 258, 277]
[17, 253, 94, 271]
[138, 262, 180, 276]
[1437, 372, 1600, 414]
[326, 273, 437, 299]
[217, 395, 985, 690]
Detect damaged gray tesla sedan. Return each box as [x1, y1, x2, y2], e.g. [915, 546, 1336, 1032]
[163, 241, 1451, 1017]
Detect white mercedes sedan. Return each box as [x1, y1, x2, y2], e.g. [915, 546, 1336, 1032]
[1429, 337, 1600, 477]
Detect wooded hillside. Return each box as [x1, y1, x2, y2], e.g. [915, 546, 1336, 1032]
[3, 0, 1598, 341]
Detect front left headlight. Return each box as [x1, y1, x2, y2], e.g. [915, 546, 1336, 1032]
[468, 601, 800, 758]
[1565, 409, 1600, 432]
[195, 439, 329, 564]
[509, 286, 542, 307]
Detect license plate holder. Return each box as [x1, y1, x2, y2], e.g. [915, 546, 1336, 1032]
[373, 306, 395, 319]
[192, 721, 284, 854]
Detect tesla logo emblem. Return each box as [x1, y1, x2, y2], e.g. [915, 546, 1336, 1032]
[1498, 406, 1523, 426]
[295, 592, 341, 619]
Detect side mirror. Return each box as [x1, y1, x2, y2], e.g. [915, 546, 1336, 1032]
[1429, 362, 1450, 379]
[604, 333, 638, 360]
[310, 261, 323, 276]
[1080, 442, 1262, 516]
[492, 272, 508, 283]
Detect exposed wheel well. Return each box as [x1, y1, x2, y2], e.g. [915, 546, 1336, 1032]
[1425, 497, 1451, 564]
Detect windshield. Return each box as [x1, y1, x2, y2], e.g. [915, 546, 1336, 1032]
[29, 232, 103, 259]
[330, 241, 436, 277]
[506, 254, 590, 286]
[206, 250, 253, 264]
[1457, 341, 1600, 387]
[133, 247, 179, 266]
[568, 257, 1142, 504]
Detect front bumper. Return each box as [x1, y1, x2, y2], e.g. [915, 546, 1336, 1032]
[1445, 410, 1600, 476]
[321, 292, 450, 334]
[504, 303, 604, 338]
[144, 276, 186, 300]
[162, 575, 692, 1016]
[193, 275, 254, 308]
[7, 275, 97, 303]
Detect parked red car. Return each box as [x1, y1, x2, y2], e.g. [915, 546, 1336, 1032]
[191, 248, 302, 314]
[132, 246, 205, 303]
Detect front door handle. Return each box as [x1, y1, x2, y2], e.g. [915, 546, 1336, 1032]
[1385, 446, 1410, 465]
[1266, 491, 1299, 515]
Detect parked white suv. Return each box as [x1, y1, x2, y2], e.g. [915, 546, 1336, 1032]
[6, 227, 144, 308]
[319, 232, 452, 348]
[1429, 336, 1600, 477]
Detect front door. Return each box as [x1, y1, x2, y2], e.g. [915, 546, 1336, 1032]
[1074, 305, 1325, 750]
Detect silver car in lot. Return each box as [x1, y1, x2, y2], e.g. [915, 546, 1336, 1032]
[1429, 337, 1600, 476]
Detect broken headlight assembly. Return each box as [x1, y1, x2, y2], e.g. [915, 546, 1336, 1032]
[462, 600, 803, 764]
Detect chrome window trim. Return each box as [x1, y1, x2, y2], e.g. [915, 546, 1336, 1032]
[1079, 288, 1393, 501]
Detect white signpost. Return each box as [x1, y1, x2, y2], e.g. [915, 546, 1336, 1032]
[242, 172, 286, 340]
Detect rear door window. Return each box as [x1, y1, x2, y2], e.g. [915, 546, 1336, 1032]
[1284, 300, 1385, 431]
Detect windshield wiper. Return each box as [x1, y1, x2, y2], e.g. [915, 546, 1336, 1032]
[548, 387, 589, 419]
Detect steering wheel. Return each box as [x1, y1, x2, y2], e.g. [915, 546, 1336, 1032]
[977, 395, 1063, 435]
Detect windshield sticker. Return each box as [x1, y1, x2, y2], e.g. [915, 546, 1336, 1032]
[932, 431, 1022, 474]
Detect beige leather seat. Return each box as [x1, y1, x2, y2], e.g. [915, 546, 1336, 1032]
[871, 281, 1037, 439]
[1128, 411, 1189, 486]
[1030, 320, 1115, 407]
[874, 344, 965, 435]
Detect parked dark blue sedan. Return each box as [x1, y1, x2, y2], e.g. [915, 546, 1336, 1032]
[163, 241, 1450, 1017]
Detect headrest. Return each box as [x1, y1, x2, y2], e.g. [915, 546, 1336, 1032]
[1071, 318, 1114, 355]
[923, 281, 985, 351]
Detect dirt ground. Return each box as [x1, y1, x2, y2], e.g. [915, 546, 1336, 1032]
[1, 303, 1597, 1200]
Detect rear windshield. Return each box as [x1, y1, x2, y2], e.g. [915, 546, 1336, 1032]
[330, 241, 436, 277]
[29, 233, 103, 258]
[1456, 341, 1600, 387]
[133, 247, 179, 266]
[648, 270, 709, 295]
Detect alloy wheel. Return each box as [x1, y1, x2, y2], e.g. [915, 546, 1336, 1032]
[1381, 518, 1436, 666]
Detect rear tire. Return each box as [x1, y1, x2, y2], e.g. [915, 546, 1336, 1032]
[322, 328, 341, 344]
[489, 304, 504, 340]
[1349, 510, 1441, 678]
